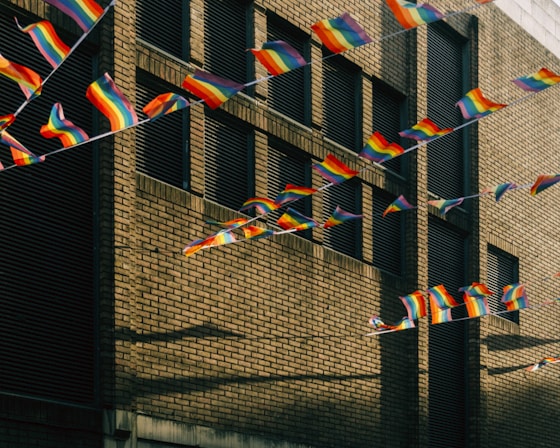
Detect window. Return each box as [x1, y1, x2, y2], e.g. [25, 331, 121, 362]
[205, 113, 254, 210]
[322, 53, 361, 151]
[137, 0, 188, 59]
[136, 71, 189, 189]
[372, 79, 407, 175]
[266, 14, 310, 125]
[323, 178, 362, 258]
[487, 245, 519, 323]
[372, 188, 403, 274]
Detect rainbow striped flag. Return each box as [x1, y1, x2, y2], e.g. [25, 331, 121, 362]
[399, 118, 452, 141]
[182, 69, 244, 110]
[40, 103, 89, 148]
[43, 0, 104, 32]
[17, 20, 70, 69]
[369, 315, 392, 331]
[0, 53, 42, 97]
[383, 194, 415, 218]
[526, 356, 560, 372]
[455, 87, 507, 120]
[530, 174, 560, 196]
[11, 147, 45, 166]
[323, 205, 363, 229]
[277, 208, 318, 232]
[359, 131, 404, 163]
[312, 154, 359, 185]
[386, 0, 444, 30]
[86, 73, 138, 132]
[274, 184, 317, 205]
[239, 197, 279, 214]
[251, 40, 307, 76]
[500, 282, 527, 305]
[242, 226, 275, 240]
[311, 12, 372, 54]
[390, 317, 416, 331]
[142, 92, 189, 121]
[459, 282, 494, 299]
[481, 182, 517, 202]
[504, 296, 529, 311]
[399, 290, 427, 320]
[512, 67, 560, 92]
[428, 198, 464, 216]
[427, 284, 461, 309]
[0, 114, 15, 131]
[430, 300, 452, 324]
[1, 130, 36, 155]
[464, 296, 490, 318]
[183, 236, 215, 257]
[205, 218, 249, 229]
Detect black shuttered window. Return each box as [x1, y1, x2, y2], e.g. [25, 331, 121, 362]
[487, 245, 519, 323]
[372, 189, 402, 275]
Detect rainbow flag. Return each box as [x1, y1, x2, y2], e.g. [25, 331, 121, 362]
[390, 317, 416, 331]
[239, 197, 279, 214]
[464, 296, 490, 318]
[427, 284, 461, 309]
[512, 67, 560, 92]
[11, 147, 45, 166]
[526, 356, 560, 372]
[482, 182, 517, 202]
[142, 92, 189, 121]
[183, 236, 215, 257]
[250, 40, 307, 76]
[323, 205, 363, 229]
[359, 131, 404, 163]
[500, 282, 527, 304]
[43, 0, 104, 32]
[277, 208, 318, 232]
[459, 282, 494, 299]
[430, 300, 452, 324]
[17, 19, 70, 69]
[1, 130, 36, 155]
[428, 198, 464, 216]
[40, 103, 89, 148]
[311, 12, 372, 54]
[399, 290, 427, 320]
[86, 73, 138, 132]
[312, 154, 359, 184]
[0, 53, 42, 96]
[455, 87, 507, 120]
[182, 69, 244, 110]
[530, 174, 560, 196]
[369, 315, 392, 331]
[0, 114, 15, 131]
[504, 296, 529, 311]
[383, 194, 415, 218]
[242, 226, 275, 240]
[399, 118, 452, 141]
[274, 184, 317, 205]
[205, 218, 249, 229]
[385, 0, 444, 30]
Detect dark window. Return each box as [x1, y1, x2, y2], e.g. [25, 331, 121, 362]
[266, 14, 310, 125]
[136, 71, 189, 189]
[136, 0, 188, 59]
[322, 53, 361, 151]
[205, 113, 254, 210]
[372, 188, 402, 275]
[323, 178, 362, 258]
[487, 245, 519, 323]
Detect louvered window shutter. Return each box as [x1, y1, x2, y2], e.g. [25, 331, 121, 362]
[372, 189, 402, 274]
[136, 0, 187, 59]
[487, 245, 518, 323]
[136, 71, 189, 189]
[205, 114, 254, 210]
[428, 218, 468, 448]
[0, 7, 96, 404]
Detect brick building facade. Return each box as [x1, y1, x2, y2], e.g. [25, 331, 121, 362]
[0, 0, 559, 447]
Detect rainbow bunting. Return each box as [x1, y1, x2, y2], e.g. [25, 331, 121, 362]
[211, 231, 237, 247]
[369, 315, 392, 331]
[526, 356, 560, 372]
[382, 194, 415, 218]
[274, 184, 317, 206]
[205, 218, 249, 229]
[40, 103, 89, 148]
[459, 282, 494, 299]
[183, 236, 215, 257]
[11, 147, 45, 166]
[239, 197, 279, 214]
[86, 73, 138, 132]
[464, 296, 490, 318]
[250, 41, 307, 76]
[312, 154, 359, 185]
[427, 284, 461, 309]
[385, 0, 444, 30]
[390, 317, 416, 331]
[512, 67, 560, 92]
[0, 53, 42, 97]
[430, 299, 452, 324]
[311, 12, 372, 54]
[277, 208, 318, 232]
[455, 87, 507, 120]
[399, 118, 452, 141]
[428, 198, 464, 216]
[16, 19, 70, 68]
[500, 283, 528, 310]
[1, 130, 36, 155]
[323, 206, 363, 229]
[481, 182, 517, 202]
[0, 114, 15, 131]
[242, 226, 275, 240]
[530, 174, 560, 196]
[182, 69, 244, 110]
[399, 290, 427, 320]
[142, 92, 189, 121]
[359, 131, 404, 163]
[504, 296, 529, 311]
[43, 0, 104, 32]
